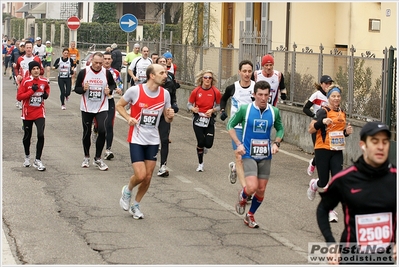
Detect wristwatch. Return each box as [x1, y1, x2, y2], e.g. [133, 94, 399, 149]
[273, 142, 281, 148]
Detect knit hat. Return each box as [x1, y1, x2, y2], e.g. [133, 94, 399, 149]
[29, 61, 41, 72]
[261, 54, 274, 66]
[163, 52, 173, 59]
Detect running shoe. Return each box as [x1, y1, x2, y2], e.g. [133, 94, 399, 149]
[244, 213, 259, 228]
[157, 164, 169, 177]
[23, 157, 31, 167]
[91, 130, 98, 144]
[307, 158, 315, 176]
[61, 105, 66, 110]
[93, 158, 108, 171]
[129, 203, 144, 219]
[9, 75, 12, 80]
[65, 96, 69, 102]
[235, 189, 247, 215]
[81, 157, 90, 168]
[33, 159, 46, 171]
[104, 149, 114, 160]
[307, 178, 319, 201]
[329, 210, 338, 223]
[196, 163, 204, 172]
[119, 185, 131, 211]
[204, 148, 208, 154]
[18, 102, 22, 110]
[228, 162, 237, 184]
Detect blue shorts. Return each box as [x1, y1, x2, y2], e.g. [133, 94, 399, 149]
[231, 128, 243, 150]
[129, 143, 159, 163]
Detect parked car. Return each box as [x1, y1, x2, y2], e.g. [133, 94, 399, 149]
[80, 51, 126, 70]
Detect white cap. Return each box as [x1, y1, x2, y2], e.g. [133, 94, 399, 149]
[46, 41, 51, 44]
[36, 37, 41, 41]
[19, 42, 25, 47]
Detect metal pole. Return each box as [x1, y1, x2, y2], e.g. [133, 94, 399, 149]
[124, 32, 129, 93]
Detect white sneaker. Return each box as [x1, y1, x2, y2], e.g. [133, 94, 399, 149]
[104, 149, 114, 160]
[157, 164, 169, 177]
[196, 163, 204, 172]
[307, 158, 316, 176]
[81, 157, 90, 168]
[329, 210, 338, 223]
[33, 159, 46, 171]
[119, 185, 131, 211]
[228, 161, 237, 184]
[204, 148, 208, 154]
[23, 156, 31, 167]
[307, 178, 319, 201]
[93, 158, 108, 171]
[129, 203, 144, 219]
[61, 105, 66, 110]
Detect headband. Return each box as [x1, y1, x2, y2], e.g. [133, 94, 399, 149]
[327, 87, 341, 98]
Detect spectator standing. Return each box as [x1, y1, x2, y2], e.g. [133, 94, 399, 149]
[16, 61, 50, 171]
[316, 121, 396, 264]
[74, 52, 116, 171]
[303, 75, 332, 176]
[116, 64, 174, 219]
[253, 54, 287, 106]
[187, 69, 221, 172]
[111, 43, 122, 71]
[52, 48, 76, 110]
[128, 46, 152, 86]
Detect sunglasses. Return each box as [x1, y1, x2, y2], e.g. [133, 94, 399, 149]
[203, 76, 213, 80]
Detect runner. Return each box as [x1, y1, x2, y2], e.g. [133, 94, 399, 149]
[187, 69, 221, 172]
[116, 64, 174, 219]
[316, 121, 396, 264]
[16, 61, 50, 171]
[227, 80, 284, 228]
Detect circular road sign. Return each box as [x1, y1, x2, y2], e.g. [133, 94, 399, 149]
[67, 16, 80, 31]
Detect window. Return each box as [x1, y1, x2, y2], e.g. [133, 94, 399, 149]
[369, 19, 381, 32]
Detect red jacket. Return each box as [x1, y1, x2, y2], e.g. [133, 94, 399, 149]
[17, 75, 50, 120]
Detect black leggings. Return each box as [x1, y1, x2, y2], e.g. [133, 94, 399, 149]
[311, 132, 316, 166]
[58, 78, 71, 105]
[158, 115, 171, 166]
[22, 118, 45, 160]
[193, 121, 215, 164]
[314, 149, 343, 188]
[93, 99, 115, 150]
[81, 111, 108, 159]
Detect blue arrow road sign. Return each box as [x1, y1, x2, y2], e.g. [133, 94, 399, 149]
[119, 14, 138, 33]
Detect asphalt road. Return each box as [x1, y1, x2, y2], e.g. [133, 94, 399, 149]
[2, 73, 344, 265]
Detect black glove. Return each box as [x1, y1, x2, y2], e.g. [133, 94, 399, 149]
[42, 92, 48, 99]
[172, 103, 179, 113]
[70, 70, 74, 75]
[76, 60, 79, 64]
[281, 93, 287, 100]
[251, 96, 255, 101]
[32, 84, 38, 92]
[220, 111, 228, 121]
[35, 51, 39, 56]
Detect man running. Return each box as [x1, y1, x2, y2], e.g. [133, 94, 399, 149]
[220, 59, 255, 187]
[117, 64, 174, 219]
[227, 80, 284, 228]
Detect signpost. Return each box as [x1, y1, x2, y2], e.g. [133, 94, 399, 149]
[67, 16, 80, 54]
[119, 14, 138, 93]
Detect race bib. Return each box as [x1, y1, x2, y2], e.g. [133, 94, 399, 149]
[355, 212, 393, 250]
[88, 86, 102, 101]
[29, 94, 43, 107]
[139, 109, 159, 128]
[138, 69, 146, 81]
[250, 139, 270, 159]
[194, 112, 210, 127]
[329, 131, 345, 150]
[59, 69, 69, 78]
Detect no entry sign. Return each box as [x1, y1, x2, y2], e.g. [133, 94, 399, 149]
[67, 16, 80, 30]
